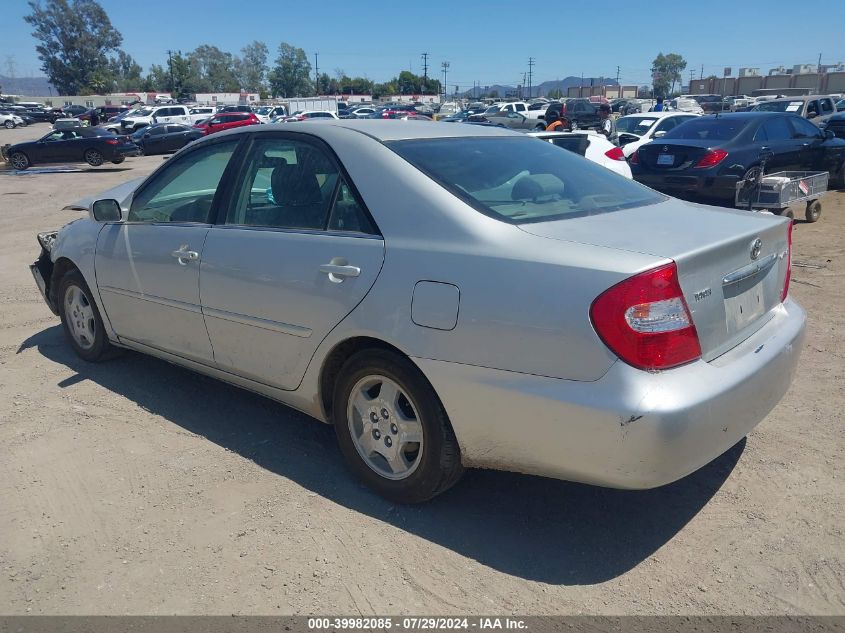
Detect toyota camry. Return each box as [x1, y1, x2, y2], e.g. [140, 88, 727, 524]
[29, 121, 805, 503]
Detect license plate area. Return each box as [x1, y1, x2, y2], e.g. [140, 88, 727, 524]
[722, 254, 778, 335]
[657, 154, 674, 166]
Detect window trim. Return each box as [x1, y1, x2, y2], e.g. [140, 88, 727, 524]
[213, 129, 382, 237]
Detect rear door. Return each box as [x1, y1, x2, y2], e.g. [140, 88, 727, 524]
[199, 133, 385, 390]
[756, 116, 799, 172]
[95, 138, 241, 362]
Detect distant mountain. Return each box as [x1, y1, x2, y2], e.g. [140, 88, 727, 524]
[462, 76, 618, 99]
[0, 75, 55, 97]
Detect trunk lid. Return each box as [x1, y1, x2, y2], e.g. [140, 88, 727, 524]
[636, 139, 713, 170]
[518, 198, 790, 361]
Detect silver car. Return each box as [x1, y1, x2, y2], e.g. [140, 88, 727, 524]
[30, 121, 805, 503]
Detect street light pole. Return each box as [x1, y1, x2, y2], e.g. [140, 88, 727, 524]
[441, 61, 450, 103]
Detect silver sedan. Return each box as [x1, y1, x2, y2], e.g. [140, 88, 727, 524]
[30, 121, 805, 503]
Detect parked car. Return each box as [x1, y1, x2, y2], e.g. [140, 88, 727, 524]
[724, 96, 754, 112]
[187, 106, 218, 125]
[668, 98, 704, 115]
[20, 108, 62, 123]
[28, 120, 805, 503]
[60, 104, 89, 118]
[558, 98, 603, 130]
[220, 105, 255, 113]
[349, 107, 376, 118]
[281, 111, 340, 122]
[96, 105, 130, 120]
[53, 118, 83, 130]
[194, 111, 261, 135]
[629, 112, 845, 202]
[529, 130, 632, 178]
[695, 94, 729, 113]
[751, 95, 838, 126]
[616, 112, 700, 158]
[254, 106, 287, 123]
[119, 105, 192, 132]
[468, 111, 546, 131]
[0, 112, 25, 129]
[836, 99, 845, 112]
[131, 123, 204, 155]
[5, 127, 140, 169]
[484, 101, 547, 121]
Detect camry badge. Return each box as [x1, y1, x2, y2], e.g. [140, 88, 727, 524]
[750, 238, 763, 261]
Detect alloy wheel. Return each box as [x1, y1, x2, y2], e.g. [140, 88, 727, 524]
[64, 284, 96, 350]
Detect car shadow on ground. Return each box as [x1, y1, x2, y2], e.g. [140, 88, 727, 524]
[20, 325, 744, 585]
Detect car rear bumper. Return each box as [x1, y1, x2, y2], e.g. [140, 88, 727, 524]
[634, 171, 738, 200]
[415, 298, 805, 489]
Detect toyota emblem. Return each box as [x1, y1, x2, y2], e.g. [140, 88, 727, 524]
[663, 146, 668, 152]
[750, 238, 763, 261]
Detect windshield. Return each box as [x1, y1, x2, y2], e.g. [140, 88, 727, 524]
[753, 100, 805, 114]
[662, 117, 747, 141]
[131, 108, 153, 117]
[388, 137, 664, 224]
[483, 106, 501, 115]
[616, 117, 659, 135]
[256, 107, 271, 115]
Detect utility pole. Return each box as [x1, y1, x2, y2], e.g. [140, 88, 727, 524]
[527, 57, 535, 99]
[700, 64, 704, 79]
[441, 61, 449, 103]
[817, 52, 822, 73]
[166, 49, 175, 94]
[616, 65, 620, 85]
[314, 52, 319, 91]
[689, 69, 695, 90]
[421, 52, 429, 93]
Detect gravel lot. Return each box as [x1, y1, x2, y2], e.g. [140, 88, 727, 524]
[0, 124, 842, 616]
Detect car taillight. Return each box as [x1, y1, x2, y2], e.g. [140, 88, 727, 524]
[694, 149, 728, 169]
[605, 146, 625, 161]
[105, 139, 119, 145]
[590, 262, 701, 370]
[781, 220, 793, 302]
[629, 150, 639, 165]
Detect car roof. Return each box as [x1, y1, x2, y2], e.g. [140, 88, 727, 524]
[620, 111, 688, 119]
[209, 119, 520, 143]
[766, 95, 833, 103]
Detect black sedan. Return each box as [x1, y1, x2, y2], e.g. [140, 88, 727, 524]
[630, 112, 845, 201]
[5, 127, 140, 170]
[131, 123, 203, 155]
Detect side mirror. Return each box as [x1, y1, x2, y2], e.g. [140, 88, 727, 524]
[143, 133, 151, 139]
[92, 199, 122, 222]
[825, 129, 835, 140]
[653, 130, 667, 138]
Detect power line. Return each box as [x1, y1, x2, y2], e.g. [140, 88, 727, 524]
[527, 57, 535, 99]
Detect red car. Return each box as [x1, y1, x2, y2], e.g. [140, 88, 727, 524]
[194, 112, 260, 135]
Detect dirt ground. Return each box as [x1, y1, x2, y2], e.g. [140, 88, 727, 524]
[0, 124, 842, 616]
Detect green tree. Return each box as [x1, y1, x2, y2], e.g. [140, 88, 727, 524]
[189, 45, 240, 92]
[25, 0, 123, 95]
[108, 50, 143, 91]
[236, 41, 269, 93]
[651, 52, 687, 97]
[268, 43, 312, 98]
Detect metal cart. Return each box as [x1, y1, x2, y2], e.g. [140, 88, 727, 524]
[735, 170, 829, 223]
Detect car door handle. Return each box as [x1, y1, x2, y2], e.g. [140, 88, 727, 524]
[319, 263, 361, 282]
[171, 245, 199, 265]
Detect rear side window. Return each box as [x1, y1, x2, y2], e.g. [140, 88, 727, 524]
[790, 116, 823, 139]
[389, 137, 664, 224]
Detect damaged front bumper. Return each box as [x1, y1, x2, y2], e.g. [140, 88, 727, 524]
[30, 232, 58, 315]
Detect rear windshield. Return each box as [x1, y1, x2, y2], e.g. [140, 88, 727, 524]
[616, 117, 658, 135]
[388, 137, 664, 224]
[753, 100, 805, 113]
[662, 118, 747, 141]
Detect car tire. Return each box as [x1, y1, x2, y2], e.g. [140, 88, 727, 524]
[9, 151, 30, 170]
[805, 200, 822, 223]
[84, 149, 104, 167]
[58, 269, 119, 362]
[4, 120, 14, 129]
[111, 157, 125, 165]
[333, 349, 464, 504]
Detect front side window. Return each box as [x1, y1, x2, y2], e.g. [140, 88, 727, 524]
[789, 116, 823, 139]
[389, 137, 664, 224]
[129, 140, 238, 223]
[616, 117, 658, 135]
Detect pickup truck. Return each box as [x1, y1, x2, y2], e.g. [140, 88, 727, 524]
[483, 101, 548, 120]
[118, 105, 192, 132]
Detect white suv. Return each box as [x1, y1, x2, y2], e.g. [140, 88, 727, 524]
[120, 105, 191, 132]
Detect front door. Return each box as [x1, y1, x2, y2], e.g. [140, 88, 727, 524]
[789, 115, 829, 172]
[755, 116, 800, 172]
[199, 134, 385, 390]
[95, 138, 240, 363]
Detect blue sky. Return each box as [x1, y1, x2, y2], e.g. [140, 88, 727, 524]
[1, 0, 843, 89]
